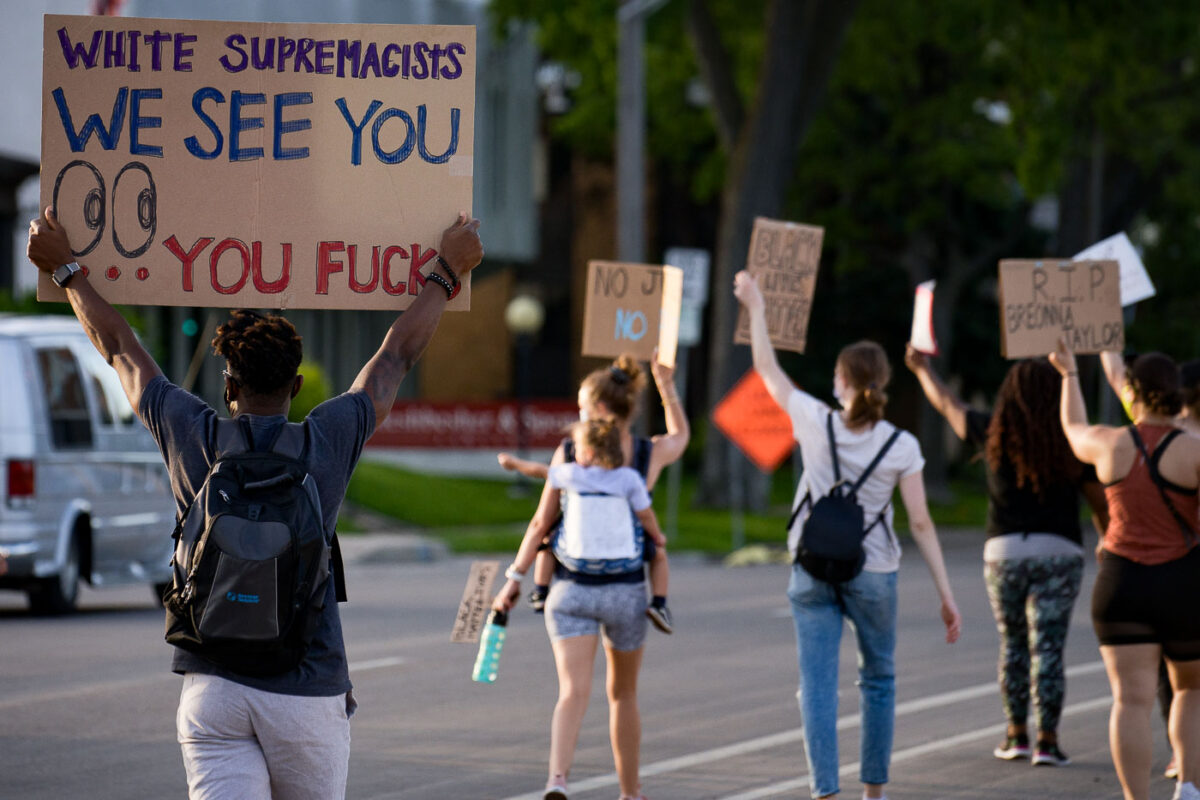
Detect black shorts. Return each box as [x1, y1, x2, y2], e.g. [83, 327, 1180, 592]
[1092, 545, 1200, 660]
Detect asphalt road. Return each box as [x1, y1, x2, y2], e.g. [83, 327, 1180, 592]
[0, 531, 1177, 799]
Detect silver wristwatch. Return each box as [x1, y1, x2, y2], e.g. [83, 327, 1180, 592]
[51, 262, 82, 288]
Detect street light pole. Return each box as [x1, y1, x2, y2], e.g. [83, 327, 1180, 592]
[617, 0, 667, 264]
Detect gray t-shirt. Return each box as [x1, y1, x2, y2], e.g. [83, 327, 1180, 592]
[139, 375, 375, 697]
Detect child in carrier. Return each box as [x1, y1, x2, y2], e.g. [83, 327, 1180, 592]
[504, 417, 673, 633]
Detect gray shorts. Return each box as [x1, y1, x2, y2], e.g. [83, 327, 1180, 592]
[544, 579, 648, 651]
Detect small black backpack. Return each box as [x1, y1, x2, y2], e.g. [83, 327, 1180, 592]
[163, 417, 332, 677]
[790, 412, 901, 584]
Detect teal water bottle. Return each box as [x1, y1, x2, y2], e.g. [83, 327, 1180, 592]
[472, 610, 508, 683]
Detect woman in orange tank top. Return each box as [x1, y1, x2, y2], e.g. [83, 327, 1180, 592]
[1052, 341, 1200, 800]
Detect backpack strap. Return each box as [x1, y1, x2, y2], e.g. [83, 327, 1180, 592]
[850, 425, 903, 495]
[825, 412, 842, 484]
[214, 417, 250, 459]
[633, 436, 653, 480]
[270, 422, 308, 461]
[1129, 426, 1196, 543]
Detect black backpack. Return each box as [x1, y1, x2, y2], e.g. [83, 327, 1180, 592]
[789, 412, 901, 584]
[163, 417, 333, 677]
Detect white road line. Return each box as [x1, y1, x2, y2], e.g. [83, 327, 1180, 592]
[717, 695, 1113, 800]
[494, 660, 1109, 800]
[349, 656, 406, 672]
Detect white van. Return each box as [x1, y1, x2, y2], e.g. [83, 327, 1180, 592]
[0, 315, 175, 613]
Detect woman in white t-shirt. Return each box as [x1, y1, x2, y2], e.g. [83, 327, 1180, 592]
[734, 271, 961, 800]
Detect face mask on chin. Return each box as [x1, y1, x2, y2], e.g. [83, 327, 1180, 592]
[579, 408, 590, 422]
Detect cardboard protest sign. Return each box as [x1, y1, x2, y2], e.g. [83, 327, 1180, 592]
[734, 217, 824, 354]
[998, 259, 1124, 358]
[909, 279, 938, 356]
[39, 15, 475, 310]
[581, 261, 684, 367]
[450, 560, 499, 643]
[711, 369, 795, 473]
[1073, 232, 1156, 307]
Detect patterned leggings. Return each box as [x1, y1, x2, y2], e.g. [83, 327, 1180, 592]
[984, 554, 1084, 736]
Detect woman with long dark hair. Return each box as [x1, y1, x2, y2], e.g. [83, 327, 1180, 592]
[1052, 343, 1200, 800]
[907, 347, 1108, 766]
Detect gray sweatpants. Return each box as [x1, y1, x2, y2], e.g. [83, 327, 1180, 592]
[177, 673, 353, 800]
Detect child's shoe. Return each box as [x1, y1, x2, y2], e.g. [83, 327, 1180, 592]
[528, 586, 549, 613]
[646, 603, 673, 634]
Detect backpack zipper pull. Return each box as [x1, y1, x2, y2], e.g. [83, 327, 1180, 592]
[219, 489, 231, 503]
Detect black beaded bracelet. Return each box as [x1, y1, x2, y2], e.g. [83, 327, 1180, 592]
[426, 271, 455, 299]
[435, 255, 459, 287]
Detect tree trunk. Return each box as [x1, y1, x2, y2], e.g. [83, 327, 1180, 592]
[692, 0, 860, 507]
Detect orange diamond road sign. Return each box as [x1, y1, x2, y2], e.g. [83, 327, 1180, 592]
[711, 369, 795, 473]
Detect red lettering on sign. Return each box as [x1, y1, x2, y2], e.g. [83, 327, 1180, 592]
[163, 235, 215, 292]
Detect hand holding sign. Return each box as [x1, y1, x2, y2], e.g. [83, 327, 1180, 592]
[27, 207, 76, 276]
[733, 217, 824, 354]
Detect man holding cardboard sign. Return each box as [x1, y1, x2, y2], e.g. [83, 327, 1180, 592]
[27, 207, 483, 799]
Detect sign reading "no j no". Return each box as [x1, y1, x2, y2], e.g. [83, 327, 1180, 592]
[582, 261, 683, 367]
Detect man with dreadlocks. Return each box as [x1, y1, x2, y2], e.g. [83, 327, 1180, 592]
[26, 206, 483, 799]
[906, 346, 1109, 769]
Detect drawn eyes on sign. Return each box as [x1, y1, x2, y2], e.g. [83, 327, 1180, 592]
[51, 160, 106, 257]
[50, 160, 158, 261]
[112, 162, 157, 259]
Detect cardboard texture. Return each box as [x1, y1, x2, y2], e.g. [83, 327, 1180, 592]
[581, 261, 684, 367]
[998, 259, 1124, 358]
[450, 560, 499, 643]
[711, 369, 795, 474]
[1072, 232, 1156, 307]
[734, 217, 824, 354]
[39, 15, 475, 310]
[909, 279, 938, 355]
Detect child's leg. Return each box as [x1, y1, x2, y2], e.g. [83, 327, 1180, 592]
[649, 546, 669, 600]
[533, 548, 555, 588]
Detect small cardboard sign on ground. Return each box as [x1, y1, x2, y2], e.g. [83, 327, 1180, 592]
[582, 261, 683, 367]
[734, 217, 824, 354]
[998, 259, 1124, 358]
[711, 369, 795, 474]
[40, 15, 475, 310]
[450, 560, 500, 643]
[909, 279, 938, 356]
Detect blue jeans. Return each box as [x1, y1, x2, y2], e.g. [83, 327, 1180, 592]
[788, 565, 898, 798]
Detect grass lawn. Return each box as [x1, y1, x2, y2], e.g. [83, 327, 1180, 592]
[344, 460, 992, 555]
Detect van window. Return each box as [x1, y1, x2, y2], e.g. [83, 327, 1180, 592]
[36, 347, 94, 449]
[77, 346, 136, 426]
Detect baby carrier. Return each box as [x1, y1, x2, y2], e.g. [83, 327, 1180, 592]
[551, 436, 653, 581]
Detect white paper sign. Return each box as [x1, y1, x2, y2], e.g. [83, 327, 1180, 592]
[1073, 232, 1155, 307]
[909, 279, 938, 355]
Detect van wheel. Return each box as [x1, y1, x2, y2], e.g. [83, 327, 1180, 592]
[28, 535, 81, 615]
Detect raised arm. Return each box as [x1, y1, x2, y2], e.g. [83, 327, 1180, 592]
[1100, 350, 1127, 399]
[732, 270, 795, 410]
[645, 351, 690, 489]
[352, 214, 483, 427]
[897, 471, 962, 644]
[1049, 338, 1119, 466]
[27, 207, 163, 416]
[491, 480, 562, 612]
[904, 344, 970, 440]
